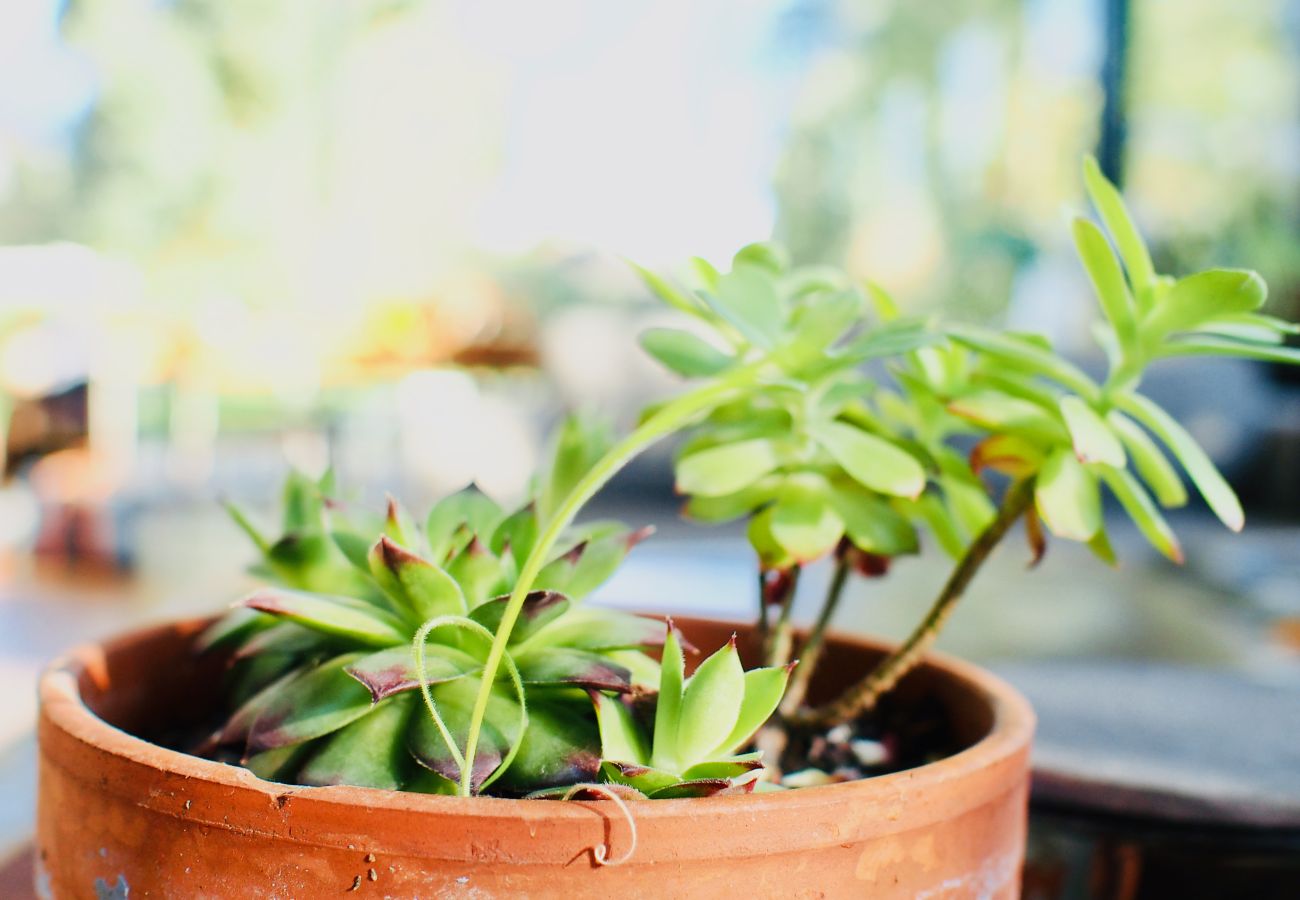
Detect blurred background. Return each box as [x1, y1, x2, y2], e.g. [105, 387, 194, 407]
[0, 0, 1297, 853]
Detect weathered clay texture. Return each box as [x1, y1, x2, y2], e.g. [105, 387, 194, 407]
[37, 616, 1033, 898]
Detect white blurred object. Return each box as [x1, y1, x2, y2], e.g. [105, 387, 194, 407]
[396, 369, 538, 505]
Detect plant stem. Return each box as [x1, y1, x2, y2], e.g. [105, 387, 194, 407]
[763, 565, 801, 668]
[779, 558, 849, 717]
[756, 571, 770, 645]
[457, 369, 760, 796]
[790, 478, 1034, 728]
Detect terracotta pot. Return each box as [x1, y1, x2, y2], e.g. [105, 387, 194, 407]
[37, 616, 1034, 898]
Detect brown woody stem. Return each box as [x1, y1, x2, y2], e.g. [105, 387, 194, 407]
[763, 565, 801, 668]
[779, 558, 850, 716]
[790, 478, 1034, 727]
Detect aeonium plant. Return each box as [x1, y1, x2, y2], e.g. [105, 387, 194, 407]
[196, 156, 1299, 802]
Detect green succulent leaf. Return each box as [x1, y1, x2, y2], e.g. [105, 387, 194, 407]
[514, 647, 633, 692]
[828, 480, 919, 556]
[534, 526, 651, 601]
[1106, 411, 1187, 508]
[714, 665, 791, 757]
[1142, 269, 1267, 340]
[1115, 392, 1243, 531]
[946, 390, 1069, 444]
[947, 325, 1099, 400]
[369, 537, 467, 622]
[1097, 465, 1184, 563]
[446, 538, 507, 608]
[641, 328, 734, 378]
[240, 588, 409, 647]
[1059, 396, 1126, 467]
[1082, 156, 1156, 303]
[768, 477, 845, 562]
[520, 606, 667, 652]
[683, 477, 782, 524]
[407, 676, 521, 792]
[469, 590, 570, 645]
[631, 262, 710, 320]
[676, 638, 745, 766]
[1034, 447, 1102, 541]
[1073, 217, 1136, 351]
[344, 644, 480, 702]
[650, 624, 685, 771]
[682, 752, 765, 782]
[297, 694, 416, 790]
[593, 692, 649, 766]
[1158, 335, 1300, 366]
[676, 437, 782, 497]
[425, 488, 503, 563]
[811, 420, 925, 499]
[244, 653, 375, 753]
[707, 265, 786, 348]
[492, 693, 602, 793]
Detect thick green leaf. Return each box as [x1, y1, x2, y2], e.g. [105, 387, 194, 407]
[470, 590, 570, 645]
[631, 262, 709, 319]
[1059, 396, 1125, 467]
[426, 488, 503, 561]
[240, 588, 408, 647]
[768, 477, 845, 562]
[948, 325, 1100, 400]
[603, 761, 682, 795]
[934, 449, 996, 537]
[1098, 465, 1184, 563]
[524, 606, 666, 652]
[233, 621, 332, 660]
[640, 328, 733, 378]
[196, 608, 272, 654]
[344, 644, 480, 702]
[593, 692, 649, 765]
[1143, 269, 1267, 339]
[688, 256, 722, 292]
[1086, 524, 1119, 567]
[1034, 448, 1101, 541]
[708, 266, 786, 348]
[648, 777, 757, 799]
[281, 470, 324, 533]
[1106, 411, 1187, 507]
[676, 639, 745, 766]
[676, 438, 781, 497]
[746, 507, 795, 570]
[828, 481, 919, 556]
[369, 537, 466, 621]
[838, 318, 938, 365]
[514, 647, 632, 692]
[224, 501, 271, 555]
[245, 654, 375, 753]
[733, 242, 787, 274]
[1115, 392, 1243, 531]
[1073, 217, 1136, 350]
[383, 496, 421, 551]
[1159, 335, 1300, 366]
[811, 420, 925, 498]
[488, 504, 539, 565]
[534, 527, 651, 601]
[407, 676, 521, 792]
[907, 493, 966, 559]
[714, 667, 790, 757]
[682, 477, 782, 523]
[946, 390, 1069, 444]
[493, 694, 601, 793]
[682, 753, 765, 782]
[1082, 156, 1156, 301]
[297, 695, 415, 790]
[650, 625, 685, 771]
[446, 538, 507, 608]
[970, 434, 1045, 478]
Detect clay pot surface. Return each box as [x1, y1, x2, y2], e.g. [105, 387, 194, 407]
[37, 616, 1033, 898]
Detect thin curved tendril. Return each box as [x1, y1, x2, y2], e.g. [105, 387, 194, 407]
[458, 366, 765, 796]
[413, 615, 529, 792]
[559, 783, 639, 867]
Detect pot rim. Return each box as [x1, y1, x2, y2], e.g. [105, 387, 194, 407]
[39, 613, 1034, 843]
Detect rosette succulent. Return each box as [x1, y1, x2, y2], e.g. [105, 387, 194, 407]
[200, 463, 675, 796]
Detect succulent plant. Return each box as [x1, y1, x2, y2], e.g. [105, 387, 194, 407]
[195, 155, 1298, 803]
[588, 624, 792, 798]
[200, 468, 672, 796]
